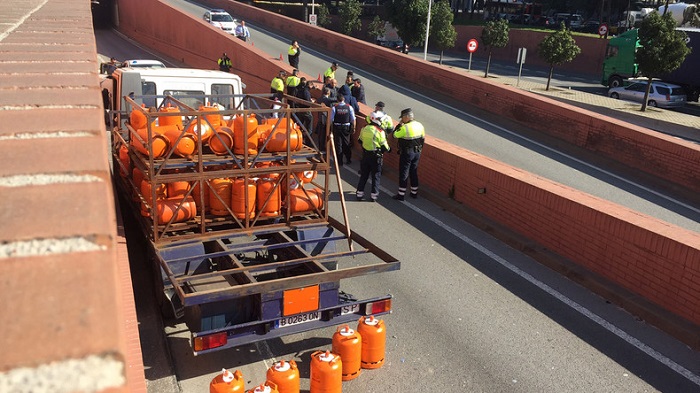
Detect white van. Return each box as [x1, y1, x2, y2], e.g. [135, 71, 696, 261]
[100, 67, 245, 125]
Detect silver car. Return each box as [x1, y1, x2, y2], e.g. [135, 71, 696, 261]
[608, 81, 687, 109]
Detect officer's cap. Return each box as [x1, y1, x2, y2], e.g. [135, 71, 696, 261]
[375, 101, 385, 108]
[331, 61, 339, 67]
[400, 108, 413, 117]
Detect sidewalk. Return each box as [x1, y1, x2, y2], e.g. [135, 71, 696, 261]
[492, 74, 700, 143]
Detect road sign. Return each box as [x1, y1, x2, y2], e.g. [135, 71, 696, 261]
[467, 39, 478, 53]
[309, 14, 317, 26]
[598, 23, 608, 37]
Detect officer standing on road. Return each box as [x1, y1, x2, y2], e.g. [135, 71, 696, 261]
[366, 102, 394, 133]
[217, 52, 232, 72]
[285, 69, 301, 95]
[324, 61, 339, 81]
[288, 40, 301, 69]
[270, 70, 286, 95]
[235, 20, 251, 42]
[392, 108, 425, 200]
[356, 111, 391, 202]
[330, 94, 355, 166]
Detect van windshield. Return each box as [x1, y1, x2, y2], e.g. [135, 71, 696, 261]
[163, 90, 206, 109]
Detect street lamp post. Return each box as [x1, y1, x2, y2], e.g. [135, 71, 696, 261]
[423, 0, 432, 60]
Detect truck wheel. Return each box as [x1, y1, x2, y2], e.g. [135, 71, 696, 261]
[610, 92, 620, 99]
[609, 76, 624, 88]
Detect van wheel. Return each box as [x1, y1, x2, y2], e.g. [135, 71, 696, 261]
[610, 92, 620, 99]
[648, 100, 657, 107]
[609, 76, 624, 88]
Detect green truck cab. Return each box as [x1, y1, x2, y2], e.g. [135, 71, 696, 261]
[601, 29, 640, 88]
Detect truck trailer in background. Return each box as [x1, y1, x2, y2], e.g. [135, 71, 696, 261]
[601, 27, 700, 101]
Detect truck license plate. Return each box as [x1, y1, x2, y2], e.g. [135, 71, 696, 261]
[341, 304, 360, 315]
[276, 311, 320, 328]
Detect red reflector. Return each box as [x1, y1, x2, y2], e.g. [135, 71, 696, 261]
[366, 299, 392, 315]
[193, 332, 227, 352]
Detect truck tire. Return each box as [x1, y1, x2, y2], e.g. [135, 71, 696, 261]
[608, 76, 624, 88]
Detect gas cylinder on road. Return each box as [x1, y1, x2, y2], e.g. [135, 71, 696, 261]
[356, 316, 386, 369]
[266, 360, 299, 393]
[247, 382, 278, 393]
[210, 368, 245, 393]
[332, 325, 362, 380]
[309, 350, 342, 393]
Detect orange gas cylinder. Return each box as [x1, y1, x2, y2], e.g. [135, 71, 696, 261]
[132, 168, 145, 202]
[256, 175, 281, 218]
[162, 125, 197, 158]
[193, 180, 211, 213]
[158, 104, 182, 128]
[233, 114, 259, 155]
[246, 382, 279, 393]
[118, 145, 130, 177]
[309, 351, 342, 393]
[210, 368, 245, 393]
[231, 178, 256, 220]
[131, 127, 170, 158]
[332, 325, 362, 381]
[263, 120, 302, 152]
[156, 196, 196, 225]
[140, 179, 167, 217]
[356, 316, 386, 369]
[266, 360, 299, 393]
[208, 126, 235, 156]
[200, 104, 223, 128]
[287, 187, 323, 214]
[210, 178, 232, 216]
[167, 181, 191, 198]
[129, 104, 151, 130]
[187, 120, 215, 144]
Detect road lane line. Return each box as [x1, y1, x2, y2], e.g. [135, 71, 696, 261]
[375, 179, 700, 386]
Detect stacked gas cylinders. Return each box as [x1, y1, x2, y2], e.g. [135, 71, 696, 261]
[207, 317, 387, 392]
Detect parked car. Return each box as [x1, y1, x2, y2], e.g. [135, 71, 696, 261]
[377, 39, 409, 53]
[203, 9, 237, 33]
[535, 16, 556, 28]
[578, 20, 601, 34]
[608, 80, 687, 108]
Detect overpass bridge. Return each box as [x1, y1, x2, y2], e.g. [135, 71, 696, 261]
[1, 1, 699, 392]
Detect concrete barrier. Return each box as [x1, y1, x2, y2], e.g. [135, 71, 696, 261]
[116, 0, 700, 342]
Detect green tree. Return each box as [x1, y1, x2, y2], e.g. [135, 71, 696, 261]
[317, 4, 331, 28]
[431, 0, 457, 65]
[339, 0, 363, 36]
[537, 23, 581, 91]
[480, 18, 509, 78]
[637, 11, 691, 111]
[368, 15, 386, 42]
[386, 0, 429, 46]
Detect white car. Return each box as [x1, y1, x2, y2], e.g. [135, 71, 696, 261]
[608, 80, 687, 109]
[203, 9, 238, 34]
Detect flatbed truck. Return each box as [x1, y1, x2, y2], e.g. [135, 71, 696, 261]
[110, 87, 400, 355]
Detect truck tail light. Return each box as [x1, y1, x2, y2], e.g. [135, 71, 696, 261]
[193, 332, 227, 352]
[366, 299, 392, 315]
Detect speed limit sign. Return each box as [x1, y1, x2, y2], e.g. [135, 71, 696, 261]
[467, 38, 478, 53]
[598, 23, 608, 37]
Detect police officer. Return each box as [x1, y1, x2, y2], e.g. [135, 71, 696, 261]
[270, 70, 286, 95]
[285, 69, 301, 95]
[392, 108, 425, 200]
[356, 111, 391, 202]
[217, 52, 232, 72]
[366, 102, 393, 133]
[288, 40, 301, 69]
[330, 94, 355, 166]
[324, 61, 339, 81]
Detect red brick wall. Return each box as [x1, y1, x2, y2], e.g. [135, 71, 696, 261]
[116, 1, 700, 331]
[0, 0, 143, 391]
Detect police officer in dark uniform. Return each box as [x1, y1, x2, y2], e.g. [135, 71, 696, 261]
[330, 95, 356, 166]
[392, 108, 425, 200]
